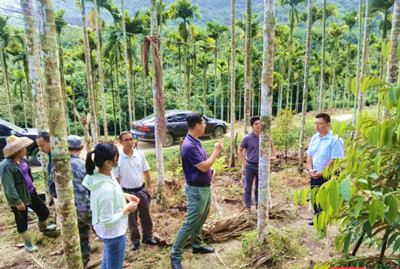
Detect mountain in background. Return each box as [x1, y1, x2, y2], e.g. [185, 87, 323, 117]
[1, 0, 358, 28]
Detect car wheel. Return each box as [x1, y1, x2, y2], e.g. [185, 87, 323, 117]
[213, 126, 225, 139]
[164, 133, 174, 147]
[28, 147, 41, 166]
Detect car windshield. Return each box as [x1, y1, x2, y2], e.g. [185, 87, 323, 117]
[0, 120, 24, 133]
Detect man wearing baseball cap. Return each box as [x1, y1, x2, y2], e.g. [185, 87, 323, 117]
[67, 135, 92, 266]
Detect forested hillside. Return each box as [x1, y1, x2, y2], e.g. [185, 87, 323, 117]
[1, 0, 357, 26]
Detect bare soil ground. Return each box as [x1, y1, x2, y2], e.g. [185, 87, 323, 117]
[0, 157, 381, 269]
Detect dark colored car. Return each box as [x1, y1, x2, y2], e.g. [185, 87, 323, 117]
[130, 110, 227, 147]
[0, 119, 40, 166]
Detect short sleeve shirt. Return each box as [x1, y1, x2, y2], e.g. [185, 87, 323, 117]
[112, 150, 150, 189]
[240, 132, 259, 164]
[181, 134, 212, 185]
[307, 130, 345, 172]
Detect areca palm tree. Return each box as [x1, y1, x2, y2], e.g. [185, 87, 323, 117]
[0, 15, 14, 123]
[206, 20, 229, 118]
[298, 0, 312, 172]
[244, 0, 252, 134]
[198, 53, 213, 114]
[316, 2, 338, 111]
[278, 0, 304, 111]
[328, 22, 347, 109]
[12, 69, 27, 127]
[9, 30, 35, 122]
[230, 0, 236, 168]
[89, 0, 120, 139]
[342, 10, 358, 108]
[168, 0, 201, 109]
[55, 10, 69, 130]
[125, 10, 147, 120]
[77, 0, 98, 144]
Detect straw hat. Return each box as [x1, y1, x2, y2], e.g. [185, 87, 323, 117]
[3, 135, 33, 158]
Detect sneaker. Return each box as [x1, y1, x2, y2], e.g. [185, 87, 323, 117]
[243, 207, 251, 213]
[26, 244, 38, 252]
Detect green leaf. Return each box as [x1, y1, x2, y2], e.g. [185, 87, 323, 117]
[374, 155, 381, 175]
[293, 190, 298, 206]
[329, 180, 340, 212]
[376, 199, 385, 222]
[385, 125, 395, 147]
[354, 196, 365, 218]
[388, 197, 398, 223]
[351, 77, 357, 96]
[311, 187, 317, 209]
[392, 239, 400, 254]
[343, 232, 352, 255]
[317, 187, 327, 212]
[340, 177, 352, 203]
[361, 77, 370, 94]
[389, 85, 399, 106]
[369, 200, 378, 226]
[332, 122, 340, 135]
[380, 121, 388, 147]
[300, 187, 309, 206]
[338, 123, 348, 138]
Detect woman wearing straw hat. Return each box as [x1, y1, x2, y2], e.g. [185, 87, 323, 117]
[0, 135, 56, 252]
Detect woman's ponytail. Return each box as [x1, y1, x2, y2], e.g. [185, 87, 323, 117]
[85, 151, 96, 175]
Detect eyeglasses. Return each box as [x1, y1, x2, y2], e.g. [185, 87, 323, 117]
[122, 138, 134, 142]
[314, 122, 327, 126]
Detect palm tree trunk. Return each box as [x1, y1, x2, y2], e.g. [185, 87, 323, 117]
[352, 0, 363, 127]
[22, 56, 36, 124]
[287, 6, 295, 110]
[298, 0, 312, 172]
[202, 63, 207, 114]
[318, 0, 326, 111]
[115, 54, 122, 133]
[37, 0, 82, 267]
[121, 0, 133, 129]
[94, 2, 108, 139]
[356, 0, 369, 127]
[20, 0, 50, 191]
[214, 45, 218, 117]
[0, 48, 14, 123]
[58, 34, 69, 133]
[19, 81, 27, 128]
[244, 0, 252, 134]
[220, 69, 224, 121]
[80, 0, 97, 145]
[230, 0, 236, 168]
[384, 0, 400, 118]
[150, 0, 167, 208]
[71, 76, 78, 134]
[258, 0, 275, 242]
[111, 77, 117, 137]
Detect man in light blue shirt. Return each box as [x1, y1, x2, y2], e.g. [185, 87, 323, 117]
[306, 113, 344, 225]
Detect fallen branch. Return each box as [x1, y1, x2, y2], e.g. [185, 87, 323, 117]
[86, 258, 102, 269]
[29, 254, 46, 269]
[203, 212, 256, 242]
[215, 249, 231, 269]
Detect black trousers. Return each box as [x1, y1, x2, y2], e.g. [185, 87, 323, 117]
[11, 190, 50, 233]
[310, 176, 327, 215]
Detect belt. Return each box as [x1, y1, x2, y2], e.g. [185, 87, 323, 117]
[187, 182, 211, 187]
[247, 162, 259, 165]
[122, 184, 145, 193]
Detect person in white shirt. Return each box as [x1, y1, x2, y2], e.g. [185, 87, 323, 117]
[113, 131, 159, 251]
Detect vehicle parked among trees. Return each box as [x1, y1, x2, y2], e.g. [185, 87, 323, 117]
[130, 110, 227, 147]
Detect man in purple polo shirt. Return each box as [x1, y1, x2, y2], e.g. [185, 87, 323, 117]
[239, 116, 276, 212]
[170, 113, 223, 269]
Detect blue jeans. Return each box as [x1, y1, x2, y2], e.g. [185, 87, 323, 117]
[99, 234, 126, 269]
[244, 163, 259, 208]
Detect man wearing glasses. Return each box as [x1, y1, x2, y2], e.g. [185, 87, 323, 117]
[170, 113, 223, 269]
[306, 113, 344, 225]
[113, 131, 158, 251]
